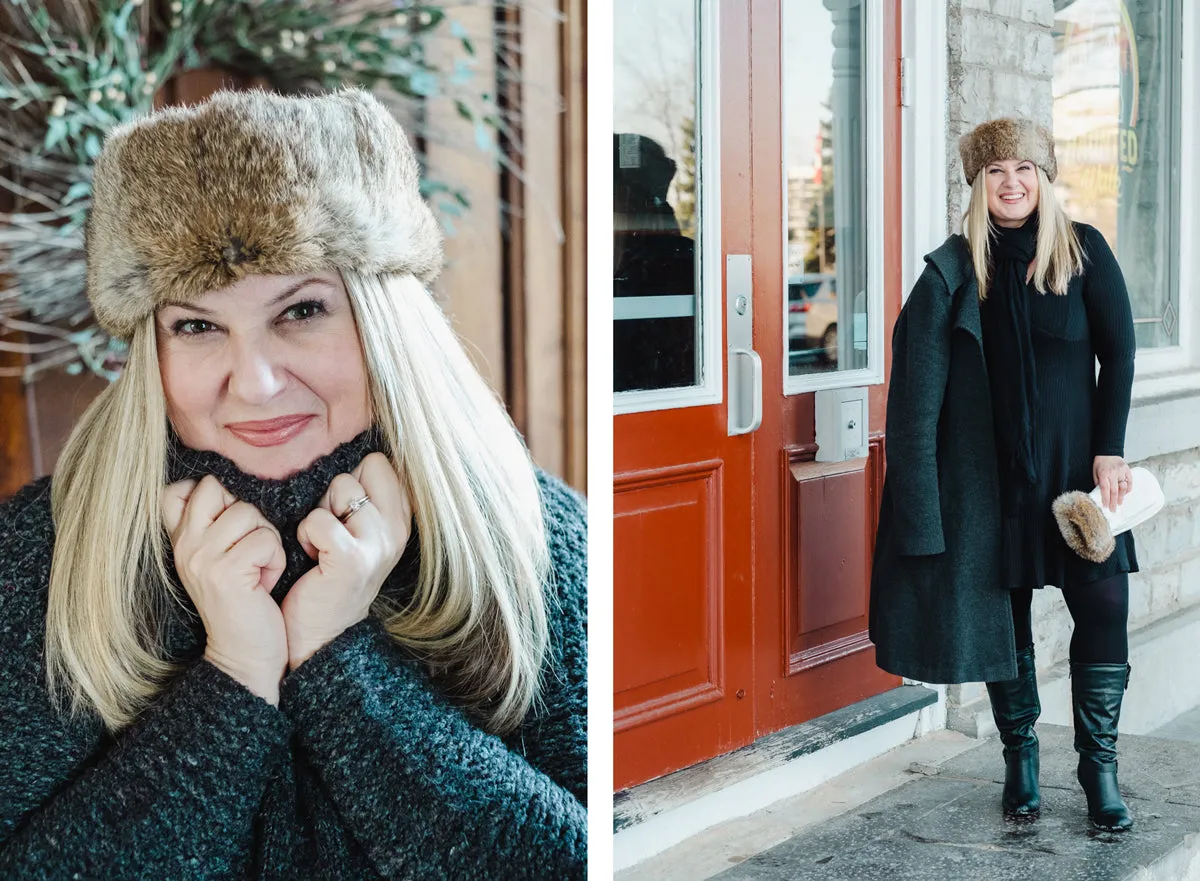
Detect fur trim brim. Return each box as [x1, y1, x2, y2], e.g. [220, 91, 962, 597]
[959, 116, 1058, 185]
[1052, 491, 1116, 563]
[86, 88, 444, 339]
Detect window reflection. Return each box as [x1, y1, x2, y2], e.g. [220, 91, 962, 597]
[613, 0, 700, 393]
[784, 1, 868, 379]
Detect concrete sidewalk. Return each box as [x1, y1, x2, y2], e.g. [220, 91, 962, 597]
[618, 724, 1200, 881]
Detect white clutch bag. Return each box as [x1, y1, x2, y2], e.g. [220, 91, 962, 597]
[1052, 466, 1164, 563]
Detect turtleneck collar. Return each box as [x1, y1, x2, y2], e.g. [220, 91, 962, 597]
[167, 427, 386, 530]
[165, 426, 418, 600]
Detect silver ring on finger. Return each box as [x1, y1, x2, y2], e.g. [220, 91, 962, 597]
[339, 494, 371, 524]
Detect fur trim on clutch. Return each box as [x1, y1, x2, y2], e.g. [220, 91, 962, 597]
[958, 116, 1058, 186]
[1052, 491, 1116, 564]
[86, 88, 444, 339]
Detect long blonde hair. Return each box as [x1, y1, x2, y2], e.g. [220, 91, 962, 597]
[46, 273, 551, 735]
[962, 165, 1085, 299]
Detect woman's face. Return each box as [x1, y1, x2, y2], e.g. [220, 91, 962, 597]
[984, 159, 1040, 228]
[156, 270, 373, 479]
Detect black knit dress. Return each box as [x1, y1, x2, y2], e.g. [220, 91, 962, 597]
[980, 221, 1139, 591]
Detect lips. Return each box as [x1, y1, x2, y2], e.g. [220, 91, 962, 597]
[226, 414, 315, 447]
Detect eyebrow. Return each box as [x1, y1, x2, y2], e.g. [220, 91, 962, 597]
[160, 277, 336, 315]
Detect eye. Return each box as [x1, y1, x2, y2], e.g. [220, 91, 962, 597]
[172, 318, 216, 336]
[279, 299, 328, 323]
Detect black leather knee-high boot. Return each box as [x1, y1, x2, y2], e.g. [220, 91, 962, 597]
[1071, 661, 1134, 831]
[985, 645, 1041, 818]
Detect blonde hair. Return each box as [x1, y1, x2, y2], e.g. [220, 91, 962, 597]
[962, 165, 1084, 299]
[46, 274, 551, 735]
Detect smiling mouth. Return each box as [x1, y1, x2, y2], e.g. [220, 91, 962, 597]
[226, 414, 315, 447]
[1000, 194, 1025, 202]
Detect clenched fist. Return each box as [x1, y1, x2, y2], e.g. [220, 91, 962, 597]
[163, 475, 289, 705]
[282, 453, 413, 669]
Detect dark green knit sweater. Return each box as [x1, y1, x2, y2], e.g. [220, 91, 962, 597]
[0, 431, 587, 879]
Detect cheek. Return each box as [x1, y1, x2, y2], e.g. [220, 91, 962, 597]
[159, 349, 218, 439]
[306, 330, 371, 418]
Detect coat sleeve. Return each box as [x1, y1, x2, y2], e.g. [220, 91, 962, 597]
[277, 473, 587, 881]
[0, 479, 293, 881]
[1079, 224, 1136, 458]
[884, 265, 954, 556]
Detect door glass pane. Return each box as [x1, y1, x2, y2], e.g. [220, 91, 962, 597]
[613, 0, 700, 393]
[1052, 0, 1181, 349]
[784, 1, 868, 378]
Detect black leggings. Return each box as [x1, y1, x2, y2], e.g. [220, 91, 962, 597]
[1009, 574, 1129, 664]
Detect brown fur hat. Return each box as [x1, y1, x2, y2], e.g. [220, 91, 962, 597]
[958, 116, 1058, 186]
[86, 88, 444, 339]
[1052, 491, 1116, 563]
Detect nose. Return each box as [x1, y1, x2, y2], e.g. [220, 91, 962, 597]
[226, 335, 287, 405]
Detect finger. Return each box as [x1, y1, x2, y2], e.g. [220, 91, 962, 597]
[1106, 475, 1120, 512]
[230, 526, 286, 591]
[298, 507, 357, 559]
[180, 475, 237, 545]
[356, 453, 408, 523]
[297, 516, 319, 560]
[210, 501, 280, 554]
[162, 479, 198, 539]
[327, 472, 377, 538]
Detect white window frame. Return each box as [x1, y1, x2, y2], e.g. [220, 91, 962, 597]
[1125, 0, 1200, 461]
[1124, 0, 1191, 377]
[782, 0, 886, 396]
[900, 0, 949, 294]
[613, 0, 723, 416]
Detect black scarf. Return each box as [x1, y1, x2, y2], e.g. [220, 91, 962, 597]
[980, 215, 1040, 497]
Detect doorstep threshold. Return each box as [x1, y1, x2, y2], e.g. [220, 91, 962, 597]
[615, 684, 938, 834]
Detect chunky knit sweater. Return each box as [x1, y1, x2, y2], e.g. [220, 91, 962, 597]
[0, 430, 587, 879]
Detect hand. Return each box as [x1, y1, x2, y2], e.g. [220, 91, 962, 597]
[281, 453, 412, 670]
[1093, 455, 1133, 513]
[163, 476, 289, 705]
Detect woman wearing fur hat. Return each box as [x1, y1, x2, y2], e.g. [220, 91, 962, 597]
[870, 116, 1138, 832]
[0, 89, 586, 878]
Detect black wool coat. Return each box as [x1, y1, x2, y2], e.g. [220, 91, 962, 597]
[869, 234, 1018, 684]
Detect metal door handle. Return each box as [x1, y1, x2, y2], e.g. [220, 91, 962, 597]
[728, 346, 762, 435]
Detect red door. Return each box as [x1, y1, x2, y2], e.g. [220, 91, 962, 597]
[614, 0, 903, 791]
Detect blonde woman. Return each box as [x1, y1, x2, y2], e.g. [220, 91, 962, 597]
[870, 117, 1137, 832]
[0, 89, 586, 878]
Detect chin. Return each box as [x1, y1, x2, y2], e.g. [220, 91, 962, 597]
[229, 436, 336, 480]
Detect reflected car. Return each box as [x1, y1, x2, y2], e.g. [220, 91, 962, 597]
[787, 274, 838, 363]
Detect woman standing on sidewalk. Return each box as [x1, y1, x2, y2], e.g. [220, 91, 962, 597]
[870, 116, 1139, 832]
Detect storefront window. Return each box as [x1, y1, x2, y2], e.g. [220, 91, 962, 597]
[613, 0, 700, 394]
[1052, 0, 1183, 349]
[783, 0, 869, 378]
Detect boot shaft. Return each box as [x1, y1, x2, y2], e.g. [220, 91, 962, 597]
[986, 645, 1041, 752]
[1070, 661, 1131, 763]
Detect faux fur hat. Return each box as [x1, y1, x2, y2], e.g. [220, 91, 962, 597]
[958, 116, 1058, 186]
[86, 88, 444, 339]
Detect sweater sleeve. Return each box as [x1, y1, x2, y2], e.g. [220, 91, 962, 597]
[1079, 224, 1137, 457]
[0, 479, 293, 880]
[278, 473, 587, 881]
[885, 263, 954, 556]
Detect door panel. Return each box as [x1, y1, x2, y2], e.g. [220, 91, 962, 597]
[613, 0, 755, 791]
[614, 460, 725, 729]
[752, 0, 902, 736]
